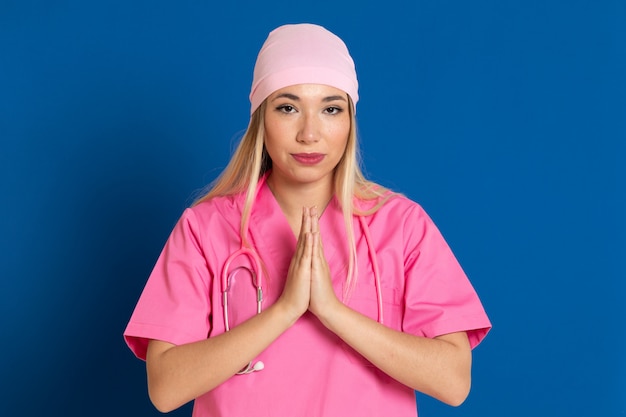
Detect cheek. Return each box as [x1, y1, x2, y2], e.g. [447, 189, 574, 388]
[263, 119, 276, 141]
[330, 120, 350, 149]
[263, 121, 283, 154]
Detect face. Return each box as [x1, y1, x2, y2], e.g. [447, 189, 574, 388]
[263, 83, 351, 191]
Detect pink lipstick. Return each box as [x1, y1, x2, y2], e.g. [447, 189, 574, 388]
[291, 153, 325, 165]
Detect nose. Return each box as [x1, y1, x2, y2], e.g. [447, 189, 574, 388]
[296, 112, 320, 144]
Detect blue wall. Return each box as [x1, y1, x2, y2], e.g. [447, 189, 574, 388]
[1, 1, 624, 416]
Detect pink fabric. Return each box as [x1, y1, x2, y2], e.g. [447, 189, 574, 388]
[249, 23, 359, 115]
[124, 180, 491, 416]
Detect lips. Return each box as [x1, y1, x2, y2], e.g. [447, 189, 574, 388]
[291, 153, 325, 165]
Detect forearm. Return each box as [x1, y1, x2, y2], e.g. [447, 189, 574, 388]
[317, 302, 472, 406]
[146, 301, 296, 412]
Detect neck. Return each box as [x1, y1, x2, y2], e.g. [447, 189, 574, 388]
[266, 174, 334, 220]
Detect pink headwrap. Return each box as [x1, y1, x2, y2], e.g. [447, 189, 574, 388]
[249, 23, 359, 115]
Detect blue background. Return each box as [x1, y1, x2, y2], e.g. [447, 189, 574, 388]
[1, 1, 624, 416]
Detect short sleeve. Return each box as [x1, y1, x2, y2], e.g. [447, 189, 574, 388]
[402, 205, 491, 349]
[123, 208, 212, 360]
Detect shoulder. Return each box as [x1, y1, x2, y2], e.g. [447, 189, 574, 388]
[358, 193, 427, 222]
[357, 194, 441, 249]
[187, 192, 243, 221]
[175, 193, 244, 241]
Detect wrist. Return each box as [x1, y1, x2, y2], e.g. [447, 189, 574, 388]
[311, 297, 344, 329]
[273, 297, 305, 327]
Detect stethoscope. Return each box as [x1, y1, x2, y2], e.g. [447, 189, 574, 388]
[221, 246, 266, 374]
[221, 180, 384, 375]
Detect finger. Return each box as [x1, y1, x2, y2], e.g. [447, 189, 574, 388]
[283, 229, 313, 318]
[311, 219, 324, 257]
[297, 206, 308, 242]
[310, 206, 319, 234]
[304, 230, 313, 261]
[299, 207, 312, 243]
[295, 216, 316, 271]
[308, 232, 318, 268]
[311, 231, 320, 262]
[294, 207, 310, 260]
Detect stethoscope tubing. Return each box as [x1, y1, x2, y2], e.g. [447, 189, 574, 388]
[221, 246, 264, 332]
[358, 215, 384, 325]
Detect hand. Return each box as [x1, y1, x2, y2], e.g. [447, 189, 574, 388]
[277, 207, 313, 324]
[308, 206, 340, 320]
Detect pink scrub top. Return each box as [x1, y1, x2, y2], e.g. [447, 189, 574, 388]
[124, 179, 491, 417]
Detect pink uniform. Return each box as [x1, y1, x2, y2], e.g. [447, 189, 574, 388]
[124, 177, 491, 416]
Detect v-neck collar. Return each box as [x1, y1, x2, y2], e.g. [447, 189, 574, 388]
[247, 174, 347, 298]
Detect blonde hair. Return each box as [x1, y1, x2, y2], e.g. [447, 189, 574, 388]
[194, 96, 394, 293]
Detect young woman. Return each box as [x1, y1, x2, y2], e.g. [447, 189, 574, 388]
[124, 23, 491, 416]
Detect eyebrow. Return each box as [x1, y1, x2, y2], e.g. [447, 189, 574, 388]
[271, 93, 347, 103]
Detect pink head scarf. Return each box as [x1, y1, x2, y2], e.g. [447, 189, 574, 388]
[249, 23, 359, 115]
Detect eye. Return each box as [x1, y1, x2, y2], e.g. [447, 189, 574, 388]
[324, 106, 343, 115]
[276, 105, 296, 114]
